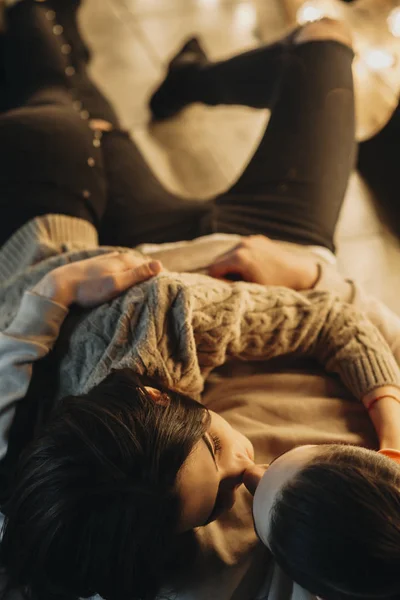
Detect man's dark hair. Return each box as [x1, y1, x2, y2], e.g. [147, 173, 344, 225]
[269, 444, 400, 600]
[0, 369, 208, 600]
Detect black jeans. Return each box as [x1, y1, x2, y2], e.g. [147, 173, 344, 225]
[0, 0, 356, 253]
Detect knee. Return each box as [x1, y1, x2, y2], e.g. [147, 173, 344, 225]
[293, 18, 353, 49]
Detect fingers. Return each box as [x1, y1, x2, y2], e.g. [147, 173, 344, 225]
[113, 252, 148, 271]
[208, 248, 248, 279]
[103, 260, 163, 297]
[84, 251, 150, 273]
[76, 260, 163, 307]
[80, 251, 120, 265]
[243, 464, 269, 496]
[131, 260, 163, 282]
[208, 259, 234, 279]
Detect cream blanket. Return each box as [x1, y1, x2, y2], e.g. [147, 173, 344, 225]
[145, 240, 400, 600]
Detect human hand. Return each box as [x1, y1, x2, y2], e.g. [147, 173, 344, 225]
[31, 252, 163, 308]
[243, 464, 269, 496]
[208, 235, 319, 289]
[362, 385, 400, 450]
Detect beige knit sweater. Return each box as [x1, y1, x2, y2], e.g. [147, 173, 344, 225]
[1, 215, 399, 405]
[1, 214, 400, 600]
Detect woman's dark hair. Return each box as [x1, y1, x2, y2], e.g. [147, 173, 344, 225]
[0, 369, 209, 600]
[269, 444, 400, 600]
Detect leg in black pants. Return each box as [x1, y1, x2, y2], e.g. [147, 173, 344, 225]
[0, 0, 118, 247]
[212, 40, 356, 252]
[0, 3, 355, 255]
[150, 32, 356, 252]
[0, 0, 204, 248]
[104, 27, 356, 251]
[0, 0, 209, 249]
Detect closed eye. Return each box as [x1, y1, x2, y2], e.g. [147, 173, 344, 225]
[210, 433, 222, 454]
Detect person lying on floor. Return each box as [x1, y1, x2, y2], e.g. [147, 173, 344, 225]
[0, 1, 400, 600]
[2, 243, 400, 600]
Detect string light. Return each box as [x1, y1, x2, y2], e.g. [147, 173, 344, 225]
[197, 0, 220, 6]
[296, 2, 325, 24]
[354, 56, 368, 78]
[363, 48, 396, 71]
[232, 3, 257, 31]
[387, 6, 400, 37]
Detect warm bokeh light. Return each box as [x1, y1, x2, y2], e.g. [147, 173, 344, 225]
[388, 6, 400, 37]
[363, 48, 396, 71]
[296, 2, 325, 25]
[197, 0, 220, 6]
[232, 3, 257, 31]
[354, 56, 368, 78]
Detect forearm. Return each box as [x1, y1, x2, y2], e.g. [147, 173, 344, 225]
[362, 386, 400, 449]
[192, 278, 400, 400]
[310, 264, 400, 447]
[0, 291, 69, 457]
[0, 272, 74, 414]
[311, 292, 400, 400]
[311, 262, 400, 362]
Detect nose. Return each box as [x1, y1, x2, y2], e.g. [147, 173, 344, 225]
[243, 464, 269, 496]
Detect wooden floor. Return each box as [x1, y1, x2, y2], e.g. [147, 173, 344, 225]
[79, 0, 400, 315]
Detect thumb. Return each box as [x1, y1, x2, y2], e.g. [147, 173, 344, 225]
[129, 260, 163, 284]
[76, 260, 163, 306]
[109, 260, 163, 295]
[243, 464, 269, 496]
[208, 256, 239, 279]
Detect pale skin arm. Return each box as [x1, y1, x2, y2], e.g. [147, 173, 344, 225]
[208, 235, 320, 290]
[33, 252, 163, 308]
[362, 386, 400, 450]
[208, 235, 400, 450]
[0, 253, 163, 450]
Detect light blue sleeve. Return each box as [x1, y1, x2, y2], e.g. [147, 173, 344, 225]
[0, 292, 68, 459]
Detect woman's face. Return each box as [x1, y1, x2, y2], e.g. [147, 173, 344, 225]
[145, 386, 319, 534]
[175, 410, 255, 532]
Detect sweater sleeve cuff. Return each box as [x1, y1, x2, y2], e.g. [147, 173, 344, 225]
[6, 291, 69, 342]
[339, 349, 400, 400]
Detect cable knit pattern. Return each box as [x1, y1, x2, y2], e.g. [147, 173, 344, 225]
[2, 215, 400, 600]
[1, 215, 399, 404]
[0, 214, 98, 282]
[54, 272, 400, 403]
[0, 216, 144, 332]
